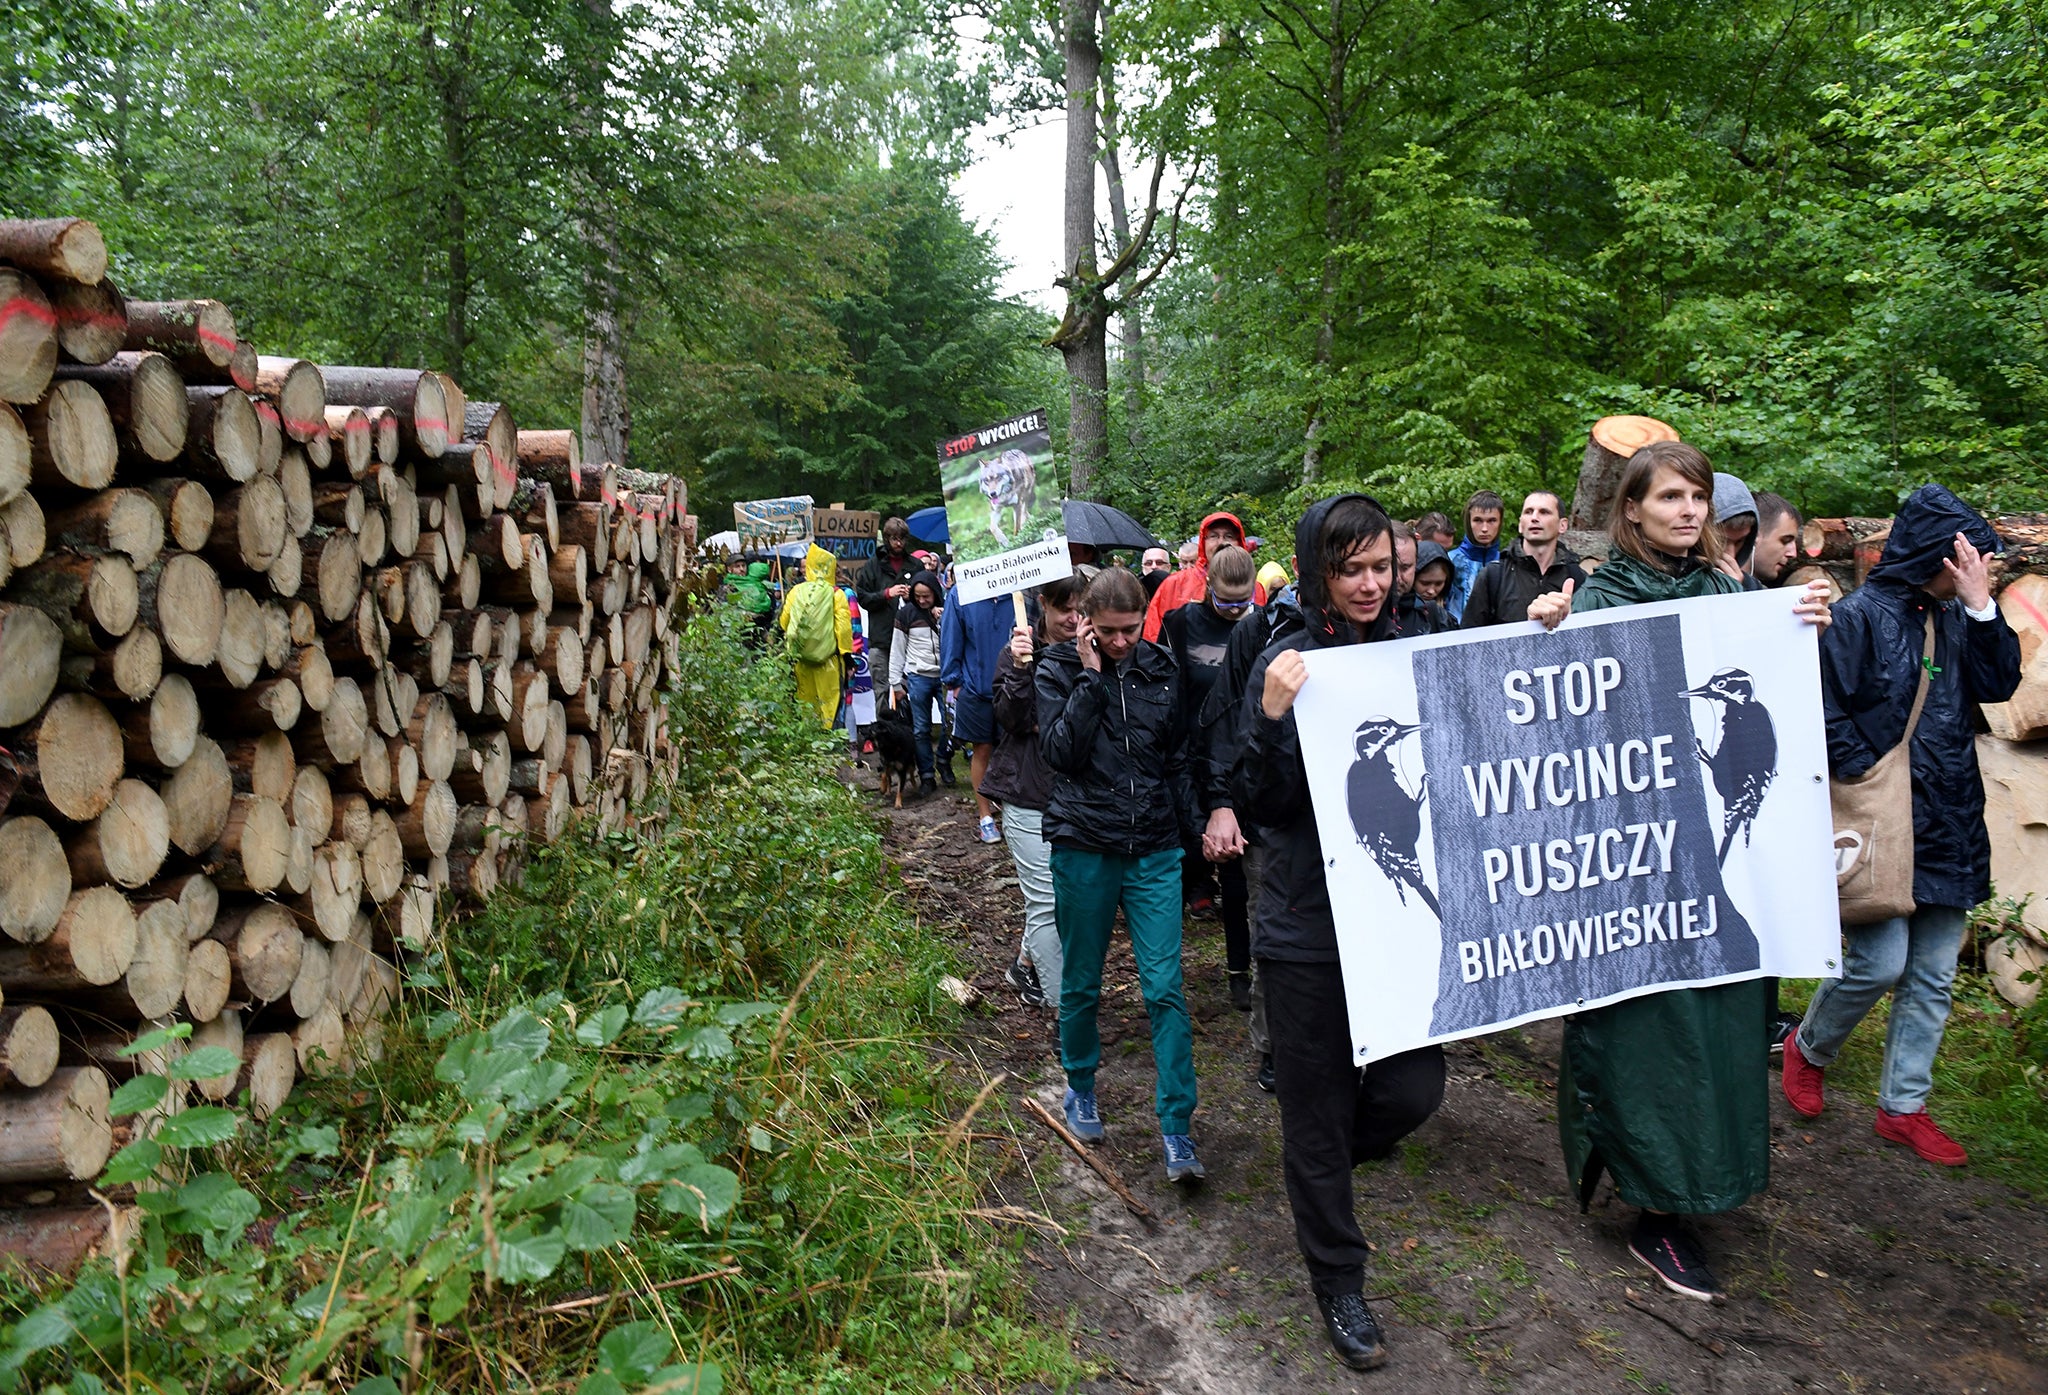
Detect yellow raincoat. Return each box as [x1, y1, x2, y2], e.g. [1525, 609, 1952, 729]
[779, 545, 854, 726]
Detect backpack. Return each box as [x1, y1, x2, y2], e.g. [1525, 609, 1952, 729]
[785, 583, 840, 664]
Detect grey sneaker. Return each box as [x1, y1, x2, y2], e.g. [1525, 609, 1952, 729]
[1063, 1087, 1103, 1142]
[1163, 1133, 1205, 1184]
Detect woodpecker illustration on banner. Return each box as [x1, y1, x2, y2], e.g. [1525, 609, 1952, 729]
[1683, 668, 1777, 865]
[1346, 716, 1439, 919]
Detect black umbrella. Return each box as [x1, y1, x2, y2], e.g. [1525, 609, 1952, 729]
[1062, 499, 1158, 550]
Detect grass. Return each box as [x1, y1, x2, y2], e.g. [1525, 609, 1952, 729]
[1779, 968, 2048, 1190]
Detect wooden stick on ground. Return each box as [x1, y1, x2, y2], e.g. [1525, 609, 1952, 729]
[1019, 1095, 1159, 1228]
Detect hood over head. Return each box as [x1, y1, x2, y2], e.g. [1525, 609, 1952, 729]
[803, 544, 837, 584]
[907, 568, 944, 608]
[1414, 540, 1453, 577]
[1194, 511, 1248, 570]
[746, 561, 770, 580]
[1714, 473, 1758, 569]
[1293, 493, 1398, 647]
[1257, 560, 1291, 593]
[1712, 472, 1757, 526]
[1867, 483, 2004, 587]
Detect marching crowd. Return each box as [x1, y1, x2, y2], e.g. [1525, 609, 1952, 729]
[726, 445, 2020, 1374]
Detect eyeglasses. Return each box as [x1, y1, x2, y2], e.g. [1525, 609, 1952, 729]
[1209, 595, 1255, 613]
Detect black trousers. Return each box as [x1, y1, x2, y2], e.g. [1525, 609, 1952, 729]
[1261, 956, 1446, 1296]
[1182, 841, 1251, 973]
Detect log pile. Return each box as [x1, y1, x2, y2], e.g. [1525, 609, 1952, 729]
[0, 217, 692, 1189]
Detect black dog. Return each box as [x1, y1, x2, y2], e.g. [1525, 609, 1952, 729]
[870, 698, 919, 808]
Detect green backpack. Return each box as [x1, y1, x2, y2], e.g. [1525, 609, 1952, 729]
[785, 583, 840, 664]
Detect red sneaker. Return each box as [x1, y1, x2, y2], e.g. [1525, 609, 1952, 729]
[1781, 1034, 1825, 1118]
[1874, 1109, 1968, 1166]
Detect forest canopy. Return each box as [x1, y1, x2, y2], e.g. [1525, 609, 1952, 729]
[5, 0, 2043, 538]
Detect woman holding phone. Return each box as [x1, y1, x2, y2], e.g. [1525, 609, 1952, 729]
[1036, 567, 1204, 1184]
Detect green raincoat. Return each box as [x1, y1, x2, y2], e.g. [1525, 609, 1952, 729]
[1558, 549, 1771, 1214]
[731, 561, 773, 615]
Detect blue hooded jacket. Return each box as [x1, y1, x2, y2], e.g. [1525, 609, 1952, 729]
[941, 585, 1013, 700]
[1820, 484, 2020, 909]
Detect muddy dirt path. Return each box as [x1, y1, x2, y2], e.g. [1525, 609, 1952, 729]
[870, 775, 2048, 1394]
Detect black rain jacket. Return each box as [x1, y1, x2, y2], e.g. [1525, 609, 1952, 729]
[981, 629, 1054, 811]
[1037, 638, 1199, 856]
[1231, 496, 1399, 961]
[1461, 538, 1587, 629]
[1820, 484, 2020, 910]
[854, 549, 917, 647]
[1395, 589, 1456, 636]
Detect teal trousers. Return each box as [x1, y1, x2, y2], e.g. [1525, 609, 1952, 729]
[1052, 845, 1196, 1135]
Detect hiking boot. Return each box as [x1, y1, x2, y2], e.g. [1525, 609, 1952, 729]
[1063, 1087, 1104, 1142]
[1629, 1214, 1722, 1302]
[1315, 1291, 1388, 1371]
[1768, 1011, 1803, 1055]
[937, 760, 957, 788]
[1781, 1033, 1825, 1119]
[978, 814, 1002, 844]
[1875, 1108, 1969, 1166]
[1228, 971, 1252, 1013]
[1005, 957, 1048, 1009]
[1185, 892, 1216, 921]
[918, 776, 938, 798]
[1163, 1134, 1205, 1184]
[1256, 1052, 1275, 1094]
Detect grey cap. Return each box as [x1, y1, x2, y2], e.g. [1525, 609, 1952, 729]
[1712, 472, 1757, 525]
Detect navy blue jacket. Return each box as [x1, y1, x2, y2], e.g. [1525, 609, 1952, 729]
[1819, 485, 2020, 909]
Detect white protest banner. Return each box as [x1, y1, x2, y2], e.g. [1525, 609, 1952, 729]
[733, 495, 812, 548]
[937, 409, 1071, 605]
[1291, 588, 1841, 1066]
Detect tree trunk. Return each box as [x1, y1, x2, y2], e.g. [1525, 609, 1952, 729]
[49, 277, 127, 367]
[65, 778, 168, 889]
[0, 219, 106, 283]
[11, 694, 125, 821]
[1058, 0, 1107, 500]
[0, 1007, 60, 1089]
[0, 603, 62, 726]
[56, 351, 188, 463]
[123, 299, 236, 371]
[0, 269, 58, 405]
[163, 737, 233, 856]
[1301, 20, 1349, 489]
[137, 552, 224, 667]
[24, 378, 117, 490]
[1571, 415, 1679, 530]
[1099, 60, 1145, 454]
[0, 1068, 111, 1181]
[0, 817, 70, 945]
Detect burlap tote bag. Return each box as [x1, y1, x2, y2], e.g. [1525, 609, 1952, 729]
[1830, 615, 1933, 926]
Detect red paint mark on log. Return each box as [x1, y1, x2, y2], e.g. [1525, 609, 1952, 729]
[0, 297, 57, 328]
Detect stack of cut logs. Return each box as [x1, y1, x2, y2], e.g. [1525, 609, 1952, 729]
[0, 217, 699, 1189]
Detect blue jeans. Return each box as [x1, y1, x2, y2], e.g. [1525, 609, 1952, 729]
[1796, 904, 1969, 1114]
[903, 673, 940, 779]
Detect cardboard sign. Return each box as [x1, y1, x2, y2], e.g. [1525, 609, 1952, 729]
[1289, 589, 1842, 1064]
[734, 496, 812, 547]
[814, 508, 879, 563]
[937, 410, 1070, 604]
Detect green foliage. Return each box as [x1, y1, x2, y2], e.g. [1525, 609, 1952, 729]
[1094, 0, 2048, 536]
[0, 609, 1078, 1393]
[1, 0, 1027, 514]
